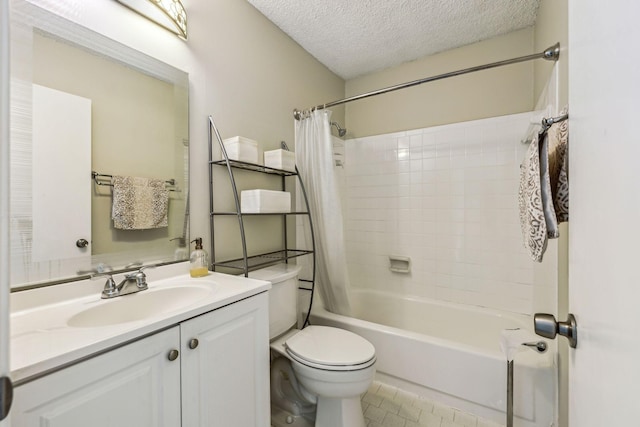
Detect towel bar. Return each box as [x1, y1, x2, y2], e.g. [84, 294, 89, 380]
[91, 171, 179, 191]
[521, 113, 569, 144]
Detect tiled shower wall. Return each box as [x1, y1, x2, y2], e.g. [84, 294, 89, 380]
[340, 112, 536, 315]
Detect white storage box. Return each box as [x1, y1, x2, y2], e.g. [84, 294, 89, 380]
[222, 136, 259, 164]
[241, 190, 291, 213]
[264, 149, 296, 172]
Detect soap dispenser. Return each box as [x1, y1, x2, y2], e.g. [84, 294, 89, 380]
[189, 238, 209, 278]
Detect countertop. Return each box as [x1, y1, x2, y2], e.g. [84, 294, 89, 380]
[10, 263, 271, 384]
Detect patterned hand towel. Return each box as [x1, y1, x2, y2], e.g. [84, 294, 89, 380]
[548, 106, 569, 223]
[519, 106, 569, 262]
[111, 176, 169, 230]
[519, 132, 548, 262]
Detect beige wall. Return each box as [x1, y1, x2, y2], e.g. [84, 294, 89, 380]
[534, 0, 569, 106]
[344, 28, 535, 138]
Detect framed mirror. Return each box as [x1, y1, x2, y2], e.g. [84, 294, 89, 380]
[10, 1, 189, 289]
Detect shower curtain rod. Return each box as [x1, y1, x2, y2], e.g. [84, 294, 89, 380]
[293, 43, 560, 120]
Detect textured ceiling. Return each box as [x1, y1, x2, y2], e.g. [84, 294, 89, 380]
[247, 0, 540, 80]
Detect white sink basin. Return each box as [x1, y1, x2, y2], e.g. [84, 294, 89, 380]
[67, 286, 213, 328]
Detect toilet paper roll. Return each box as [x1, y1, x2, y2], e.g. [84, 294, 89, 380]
[500, 328, 539, 361]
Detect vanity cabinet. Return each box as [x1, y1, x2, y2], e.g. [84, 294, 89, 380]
[11, 292, 270, 427]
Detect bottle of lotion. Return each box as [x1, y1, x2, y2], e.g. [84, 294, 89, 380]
[189, 238, 209, 278]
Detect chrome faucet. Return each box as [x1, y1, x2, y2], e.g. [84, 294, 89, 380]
[96, 266, 153, 299]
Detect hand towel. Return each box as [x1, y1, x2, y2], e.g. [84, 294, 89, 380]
[518, 132, 548, 262]
[519, 106, 569, 262]
[549, 106, 569, 223]
[539, 130, 559, 238]
[540, 106, 570, 239]
[111, 176, 169, 230]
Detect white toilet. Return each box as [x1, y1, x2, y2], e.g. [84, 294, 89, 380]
[250, 264, 376, 427]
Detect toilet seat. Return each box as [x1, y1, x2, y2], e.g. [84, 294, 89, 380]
[285, 326, 376, 372]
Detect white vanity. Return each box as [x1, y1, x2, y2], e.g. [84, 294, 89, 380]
[9, 264, 271, 427]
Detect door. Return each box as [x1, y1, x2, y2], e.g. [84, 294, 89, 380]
[0, 0, 11, 425]
[568, 1, 640, 426]
[31, 84, 92, 263]
[180, 293, 270, 427]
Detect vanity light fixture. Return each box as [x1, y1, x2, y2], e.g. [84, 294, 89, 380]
[115, 0, 187, 40]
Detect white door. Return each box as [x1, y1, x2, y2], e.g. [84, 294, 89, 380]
[32, 84, 92, 262]
[0, 0, 11, 425]
[568, 1, 640, 426]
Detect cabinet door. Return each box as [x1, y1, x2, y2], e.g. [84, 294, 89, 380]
[181, 293, 270, 427]
[11, 327, 181, 427]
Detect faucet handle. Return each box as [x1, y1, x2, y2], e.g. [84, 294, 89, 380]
[90, 272, 118, 298]
[126, 265, 155, 290]
[97, 274, 118, 299]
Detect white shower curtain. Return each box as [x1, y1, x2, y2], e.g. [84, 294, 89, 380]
[295, 110, 351, 316]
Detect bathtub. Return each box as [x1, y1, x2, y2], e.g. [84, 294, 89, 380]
[309, 289, 556, 427]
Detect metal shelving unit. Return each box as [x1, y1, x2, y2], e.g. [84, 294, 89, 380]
[207, 115, 316, 284]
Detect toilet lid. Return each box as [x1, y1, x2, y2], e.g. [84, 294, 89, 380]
[285, 326, 375, 367]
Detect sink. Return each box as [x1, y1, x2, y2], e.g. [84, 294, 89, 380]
[67, 286, 213, 328]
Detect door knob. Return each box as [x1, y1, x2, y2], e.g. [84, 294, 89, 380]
[534, 313, 578, 348]
[76, 238, 89, 248]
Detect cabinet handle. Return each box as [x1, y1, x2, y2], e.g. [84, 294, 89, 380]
[188, 338, 199, 350]
[167, 349, 179, 361]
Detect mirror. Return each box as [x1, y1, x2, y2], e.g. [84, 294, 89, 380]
[9, 2, 189, 289]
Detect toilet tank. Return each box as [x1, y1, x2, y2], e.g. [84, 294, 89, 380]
[249, 263, 302, 340]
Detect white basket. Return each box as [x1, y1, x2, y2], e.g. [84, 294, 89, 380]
[222, 136, 258, 164]
[264, 149, 295, 172]
[241, 190, 291, 213]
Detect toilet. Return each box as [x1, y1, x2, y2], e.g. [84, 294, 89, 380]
[250, 264, 376, 427]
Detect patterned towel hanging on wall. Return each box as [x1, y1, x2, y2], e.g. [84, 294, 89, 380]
[518, 106, 569, 262]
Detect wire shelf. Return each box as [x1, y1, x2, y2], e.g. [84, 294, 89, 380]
[210, 211, 310, 216]
[211, 249, 313, 271]
[210, 159, 298, 176]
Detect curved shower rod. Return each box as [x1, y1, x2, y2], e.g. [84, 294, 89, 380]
[294, 43, 561, 120]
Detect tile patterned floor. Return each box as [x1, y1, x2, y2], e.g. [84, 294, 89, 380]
[361, 381, 505, 427]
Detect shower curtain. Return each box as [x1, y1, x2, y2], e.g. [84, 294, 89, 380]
[295, 110, 351, 316]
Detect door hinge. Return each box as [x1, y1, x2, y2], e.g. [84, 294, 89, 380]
[0, 376, 13, 421]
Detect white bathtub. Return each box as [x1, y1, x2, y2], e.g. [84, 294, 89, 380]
[309, 289, 556, 427]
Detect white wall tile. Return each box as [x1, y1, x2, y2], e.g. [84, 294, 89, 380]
[341, 113, 540, 314]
